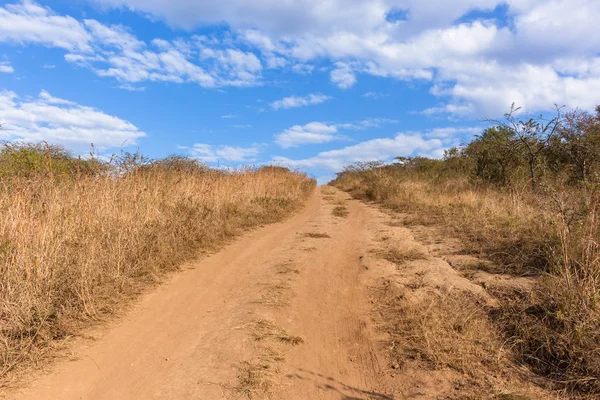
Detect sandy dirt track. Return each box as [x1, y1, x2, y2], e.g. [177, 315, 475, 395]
[9, 187, 544, 400]
[9, 188, 398, 399]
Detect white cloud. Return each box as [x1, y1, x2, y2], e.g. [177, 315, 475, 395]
[330, 63, 356, 89]
[291, 63, 314, 75]
[335, 118, 398, 130]
[272, 126, 483, 171]
[363, 91, 388, 99]
[199, 47, 262, 86]
[88, 0, 392, 34]
[2, 1, 600, 115]
[0, 2, 263, 88]
[426, 61, 600, 117]
[68, 24, 266, 87]
[274, 118, 399, 148]
[275, 122, 339, 148]
[38, 89, 76, 105]
[0, 61, 13, 73]
[117, 83, 146, 91]
[273, 132, 445, 171]
[0, 89, 145, 149]
[0, 1, 92, 51]
[270, 93, 332, 110]
[221, 114, 236, 119]
[87, 0, 600, 114]
[423, 126, 482, 139]
[185, 143, 263, 163]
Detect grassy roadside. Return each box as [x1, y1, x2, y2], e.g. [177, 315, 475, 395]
[332, 167, 600, 398]
[0, 143, 315, 386]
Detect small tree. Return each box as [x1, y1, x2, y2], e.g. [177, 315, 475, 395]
[555, 109, 600, 183]
[488, 104, 563, 190]
[464, 126, 520, 186]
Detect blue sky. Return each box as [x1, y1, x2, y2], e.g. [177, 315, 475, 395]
[1, 0, 599, 183]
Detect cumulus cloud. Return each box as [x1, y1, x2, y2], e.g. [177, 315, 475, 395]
[88, 0, 600, 115]
[335, 118, 398, 130]
[273, 133, 445, 171]
[88, 0, 391, 34]
[0, 2, 262, 88]
[0, 61, 13, 73]
[275, 122, 339, 148]
[185, 143, 263, 163]
[291, 63, 314, 75]
[0, 89, 145, 149]
[270, 93, 332, 110]
[330, 63, 356, 89]
[272, 126, 481, 171]
[423, 126, 482, 139]
[199, 47, 262, 86]
[2, 1, 600, 115]
[274, 118, 398, 148]
[0, 1, 92, 51]
[117, 83, 146, 91]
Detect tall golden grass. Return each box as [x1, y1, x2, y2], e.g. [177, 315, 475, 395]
[0, 145, 315, 383]
[333, 167, 600, 396]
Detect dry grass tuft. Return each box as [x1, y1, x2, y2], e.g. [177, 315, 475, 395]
[321, 186, 336, 196]
[332, 205, 349, 218]
[235, 360, 275, 399]
[302, 232, 331, 239]
[275, 263, 300, 275]
[380, 246, 428, 265]
[258, 282, 291, 308]
[251, 320, 304, 346]
[0, 144, 315, 385]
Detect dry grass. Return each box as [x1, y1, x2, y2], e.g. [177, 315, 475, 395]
[321, 186, 336, 200]
[380, 287, 539, 399]
[338, 171, 552, 274]
[251, 320, 304, 345]
[236, 320, 298, 399]
[302, 232, 331, 239]
[387, 289, 503, 374]
[0, 153, 314, 385]
[275, 262, 300, 275]
[333, 167, 600, 396]
[332, 205, 349, 218]
[258, 282, 291, 308]
[236, 360, 275, 399]
[321, 186, 336, 195]
[380, 246, 428, 265]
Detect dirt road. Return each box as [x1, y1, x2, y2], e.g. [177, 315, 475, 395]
[9, 188, 396, 399]
[7, 186, 551, 400]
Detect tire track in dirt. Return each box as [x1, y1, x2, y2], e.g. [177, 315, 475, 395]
[268, 188, 391, 399]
